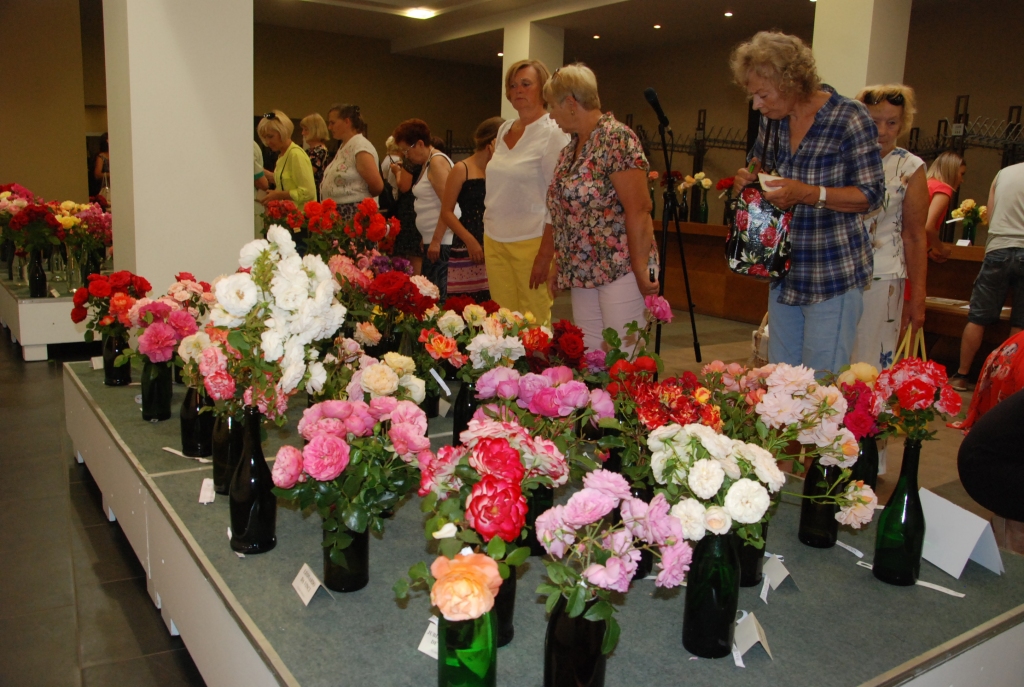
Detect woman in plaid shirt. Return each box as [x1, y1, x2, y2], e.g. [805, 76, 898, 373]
[730, 32, 885, 374]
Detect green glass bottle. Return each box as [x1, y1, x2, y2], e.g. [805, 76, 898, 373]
[873, 439, 925, 586]
[699, 192, 709, 223]
[682, 533, 740, 658]
[797, 460, 840, 548]
[438, 611, 497, 687]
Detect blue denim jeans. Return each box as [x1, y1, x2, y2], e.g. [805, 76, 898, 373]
[767, 286, 864, 374]
[968, 247, 1024, 328]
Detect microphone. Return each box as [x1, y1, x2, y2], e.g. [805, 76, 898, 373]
[644, 87, 670, 129]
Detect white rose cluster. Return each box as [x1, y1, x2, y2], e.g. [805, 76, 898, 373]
[465, 333, 525, 369]
[347, 353, 426, 403]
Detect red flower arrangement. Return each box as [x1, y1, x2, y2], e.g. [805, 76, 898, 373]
[659, 170, 683, 188]
[873, 358, 962, 441]
[8, 203, 62, 253]
[366, 271, 438, 318]
[716, 176, 735, 192]
[839, 379, 883, 441]
[263, 199, 304, 232]
[521, 319, 587, 372]
[70, 270, 152, 341]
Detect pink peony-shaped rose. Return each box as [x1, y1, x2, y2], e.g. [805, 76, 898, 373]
[198, 345, 227, 376]
[645, 493, 683, 546]
[534, 505, 574, 558]
[583, 349, 607, 373]
[644, 295, 673, 323]
[541, 366, 574, 385]
[476, 367, 521, 400]
[527, 386, 561, 417]
[137, 300, 173, 324]
[344, 401, 377, 437]
[562, 488, 618, 528]
[391, 400, 427, 434]
[166, 309, 198, 338]
[588, 388, 615, 426]
[655, 540, 693, 588]
[515, 373, 551, 408]
[583, 556, 637, 593]
[368, 396, 398, 421]
[302, 433, 351, 481]
[272, 445, 304, 488]
[554, 381, 590, 416]
[582, 469, 632, 501]
[138, 321, 179, 362]
[619, 497, 649, 539]
[468, 437, 525, 484]
[389, 422, 431, 460]
[203, 370, 236, 401]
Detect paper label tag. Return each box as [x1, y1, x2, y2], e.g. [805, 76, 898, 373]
[91, 356, 104, 370]
[228, 527, 244, 558]
[429, 368, 451, 396]
[920, 488, 1004, 578]
[438, 398, 452, 417]
[50, 288, 61, 298]
[763, 555, 792, 591]
[734, 611, 772, 660]
[732, 644, 746, 668]
[836, 540, 864, 558]
[855, 561, 966, 597]
[759, 576, 771, 604]
[198, 478, 216, 504]
[956, 239, 971, 246]
[292, 563, 324, 606]
[418, 617, 439, 659]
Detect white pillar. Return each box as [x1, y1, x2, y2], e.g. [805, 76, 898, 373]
[812, 0, 913, 98]
[102, 0, 253, 292]
[501, 21, 564, 119]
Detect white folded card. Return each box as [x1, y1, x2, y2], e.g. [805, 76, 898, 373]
[758, 172, 783, 190]
[732, 611, 772, 667]
[920, 488, 1003, 579]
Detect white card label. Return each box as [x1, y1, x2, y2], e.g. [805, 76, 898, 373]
[836, 540, 864, 558]
[228, 527, 244, 558]
[956, 239, 971, 246]
[292, 563, 324, 606]
[855, 561, 966, 597]
[418, 616, 439, 659]
[429, 368, 451, 396]
[198, 478, 216, 504]
[91, 356, 104, 370]
[50, 289, 61, 298]
[733, 611, 772, 661]
[919, 488, 1004, 579]
[758, 555, 794, 604]
[439, 398, 452, 417]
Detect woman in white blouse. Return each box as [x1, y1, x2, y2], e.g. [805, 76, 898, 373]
[321, 104, 384, 224]
[483, 59, 570, 326]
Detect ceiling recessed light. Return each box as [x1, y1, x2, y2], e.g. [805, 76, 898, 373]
[497, 52, 503, 57]
[653, 24, 661, 29]
[593, 34, 600, 39]
[724, 11, 733, 17]
[404, 7, 437, 19]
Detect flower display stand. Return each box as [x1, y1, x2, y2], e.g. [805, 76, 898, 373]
[0, 275, 85, 360]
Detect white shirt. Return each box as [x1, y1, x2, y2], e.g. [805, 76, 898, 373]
[863, 147, 924, 279]
[413, 151, 459, 245]
[484, 114, 570, 243]
[320, 133, 379, 205]
[987, 162, 1024, 253]
[380, 154, 401, 200]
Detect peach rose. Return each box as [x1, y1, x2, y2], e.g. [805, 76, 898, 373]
[429, 553, 502, 621]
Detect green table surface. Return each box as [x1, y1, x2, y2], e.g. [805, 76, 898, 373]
[66, 361, 1024, 687]
[1, 273, 78, 300]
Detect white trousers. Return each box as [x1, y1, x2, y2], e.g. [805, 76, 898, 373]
[570, 272, 646, 352]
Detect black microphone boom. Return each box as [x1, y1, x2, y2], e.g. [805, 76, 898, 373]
[644, 87, 671, 129]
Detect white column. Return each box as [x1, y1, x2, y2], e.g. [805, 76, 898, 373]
[501, 21, 564, 119]
[103, 0, 253, 291]
[812, 0, 913, 97]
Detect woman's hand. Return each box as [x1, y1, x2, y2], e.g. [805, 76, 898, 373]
[734, 157, 760, 194]
[928, 245, 951, 263]
[762, 178, 814, 210]
[467, 237, 484, 264]
[530, 253, 551, 290]
[427, 239, 442, 262]
[634, 268, 660, 296]
[262, 190, 290, 205]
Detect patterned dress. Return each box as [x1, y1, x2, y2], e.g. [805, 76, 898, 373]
[307, 144, 329, 200]
[447, 172, 489, 300]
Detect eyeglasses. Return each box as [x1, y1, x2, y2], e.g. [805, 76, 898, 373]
[262, 112, 278, 120]
[865, 92, 905, 107]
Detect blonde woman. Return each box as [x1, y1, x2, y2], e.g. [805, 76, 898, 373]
[925, 151, 966, 262]
[850, 84, 929, 370]
[300, 113, 330, 198]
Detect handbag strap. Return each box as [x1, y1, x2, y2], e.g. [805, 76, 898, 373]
[760, 118, 780, 175]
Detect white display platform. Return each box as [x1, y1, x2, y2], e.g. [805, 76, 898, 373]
[0, 276, 86, 360]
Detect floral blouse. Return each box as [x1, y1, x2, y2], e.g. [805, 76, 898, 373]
[863, 147, 925, 279]
[547, 114, 656, 290]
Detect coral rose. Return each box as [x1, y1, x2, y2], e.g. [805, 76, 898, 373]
[272, 445, 304, 488]
[429, 553, 502, 621]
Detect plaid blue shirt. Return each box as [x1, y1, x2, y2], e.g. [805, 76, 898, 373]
[748, 85, 884, 306]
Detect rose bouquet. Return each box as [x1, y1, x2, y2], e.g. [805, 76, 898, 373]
[117, 295, 201, 366]
[520, 319, 588, 373]
[181, 324, 246, 415]
[261, 199, 304, 237]
[7, 203, 62, 255]
[208, 225, 347, 423]
[533, 469, 694, 653]
[304, 198, 400, 261]
[833, 362, 890, 441]
[70, 271, 152, 341]
[0, 185, 34, 239]
[950, 198, 987, 244]
[873, 357, 962, 441]
[420, 302, 530, 385]
[679, 171, 713, 195]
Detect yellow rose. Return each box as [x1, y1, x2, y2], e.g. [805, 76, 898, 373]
[523, 311, 537, 324]
[979, 206, 988, 223]
[951, 208, 964, 219]
[59, 216, 79, 229]
[701, 178, 712, 189]
[463, 304, 486, 327]
[0, 191, 10, 200]
[60, 200, 76, 212]
[694, 172, 705, 181]
[360, 363, 400, 397]
[961, 198, 976, 212]
[837, 362, 879, 388]
[382, 352, 416, 377]
[684, 175, 696, 184]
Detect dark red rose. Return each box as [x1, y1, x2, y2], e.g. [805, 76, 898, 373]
[175, 272, 196, 283]
[480, 300, 501, 315]
[88, 279, 112, 298]
[131, 275, 152, 295]
[367, 271, 410, 307]
[556, 332, 585, 364]
[108, 271, 131, 290]
[843, 409, 876, 441]
[72, 287, 89, 306]
[70, 306, 88, 323]
[444, 295, 476, 314]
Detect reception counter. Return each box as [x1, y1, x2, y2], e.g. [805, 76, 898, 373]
[63, 361, 1024, 686]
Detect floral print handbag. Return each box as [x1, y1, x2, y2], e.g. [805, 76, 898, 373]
[726, 119, 793, 280]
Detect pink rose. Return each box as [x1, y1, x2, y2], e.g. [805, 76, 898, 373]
[644, 295, 673, 323]
[582, 556, 636, 593]
[535, 505, 574, 558]
[302, 433, 350, 481]
[554, 381, 590, 416]
[272, 445, 304, 488]
[368, 396, 398, 421]
[562, 488, 618, 528]
[203, 370, 235, 401]
[655, 540, 693, 588]
[344, 401, 376, 437]
[166, 309, 198, 338]
[541, 366, 574, 385]
[619, 497, 649, 539]
[588, 388, 615, 426]
[137, 321, 179, 363]
[391, 400, 428, 434]
[476, 367, 521, 400]
[318, 400, 353, 420]
[515, 373, 551, 408]
[418, 445, 465, 497]
[527, 386, 561, 418]
[198, 346, 227, 376]
[389, 422, 431, 461]
[471, 403, 516, 422]
[582, 469, 632, 501]
[301, 417, 346, 440]
[645, 493, 682, 547]
[583, 349, 607, 373]
[138, 300, 172, 324]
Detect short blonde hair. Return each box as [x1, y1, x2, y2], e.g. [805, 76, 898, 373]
[300, 113, 328, 143]
[730, 31, 820, 99]
[257, 109, 293, 145]
[385, 136, 400, 155]
[856, 84, 917, 135]
[927, 151, 965, 186]
[504, 60, 552, 106]
[543, 63, 601, 111]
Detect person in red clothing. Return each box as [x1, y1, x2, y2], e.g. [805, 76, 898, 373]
[924, 151, 966, 263]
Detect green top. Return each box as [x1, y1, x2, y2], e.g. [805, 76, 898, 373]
[274, 142, 316, 207]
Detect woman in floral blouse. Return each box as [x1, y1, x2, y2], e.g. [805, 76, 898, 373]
[544, 63, 659, 350]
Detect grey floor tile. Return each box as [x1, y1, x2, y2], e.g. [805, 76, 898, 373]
[71, 522, 146, 586]
[0, 605, 81, 687]
[0, 493, 71, 553]
[81, 649, 206, 687]
[77, 577, 184, 667]
[70, 479, 110, 527]
[0, 453, 66, 502]
[0, 542, 75, 619]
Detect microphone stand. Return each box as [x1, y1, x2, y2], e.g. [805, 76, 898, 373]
[654, 122, 702, 363]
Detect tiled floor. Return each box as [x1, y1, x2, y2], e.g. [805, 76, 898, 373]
[0, 298, 981, 686]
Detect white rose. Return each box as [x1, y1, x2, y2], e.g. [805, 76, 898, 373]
[383, 352, 416, 377]
[499, 335, 526, 362]
[688, 425, 734, 461]
[735, 442, 786, 493]
[432, 522, 458, 539]
[279, 360, 305, 394]
[670, 498, 707, 541]
[409, 274, 440, 299]
[703, 505, 733, 535]
[208, 304, 243, 328]
[215, 273, 259, 317]
[687, 458, 725, 499]
[651, 449, 687, 486]
[723, 478, 771, 524]
[305, 361, 327, 395]
[466, 333, 500, 368]
[239, 239, 269, 269]
[261, 329, 284, 361]
[437, 311, 466, 337]
[360, 363, 400, 397]
[647, 423, 687, 453]
[400, 374, 426, 403]
[282, 338, 305, 368]
[267, 225, 296, 258]
[177, 332, 211, 363]
[303, 253, 333, 286]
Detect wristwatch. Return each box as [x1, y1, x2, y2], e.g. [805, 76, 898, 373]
[814, 186, 827, 209]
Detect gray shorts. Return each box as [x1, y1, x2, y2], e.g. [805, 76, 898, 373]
[967, 247, 1024, 328]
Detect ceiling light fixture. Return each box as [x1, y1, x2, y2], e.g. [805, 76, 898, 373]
[593, 34, 600, 39]
[724, 11, 733, 17]
[404, 7, 437, 19]
[653, 24, 661, 29]
[497, 52, 503, 57]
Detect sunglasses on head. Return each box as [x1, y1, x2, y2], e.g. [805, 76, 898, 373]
[262, 112, 278, 120]
[865, 92, 905, 107]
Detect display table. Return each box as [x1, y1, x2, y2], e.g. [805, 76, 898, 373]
[63, 361, 1024, 687]
[0, 275, 84, 360]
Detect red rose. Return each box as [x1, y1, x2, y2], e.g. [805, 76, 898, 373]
[678, 371, 699, 389]
[468, 438, 525, 484]
[131, 275, 151, 295]
[366, 213, 387, 242]
[88, 279, 112, 298]
[895, 378, 937, 411]
[480, 300, 501, 315]
[357, 197, 378, 216]
[748, 264, 770, 278]
[199, 281, 211, 292]
[70, 306, 88, 323]
[87, 273, 106, 282]
[634, 356, 658, 374]
[609, 359, 635, 379]
[108, 271, 131, 290]
[607, 381, 620, 398]
[175, 272, 195, 283]
[444, 295, 476, 314]
[367, 271, 411, 308]
[935, 385, 963, 416]
[464, 475, 527, 543]
[843, 409, 876, 441]
[556, 332, 585, 364]
[72, 287, 89, 306]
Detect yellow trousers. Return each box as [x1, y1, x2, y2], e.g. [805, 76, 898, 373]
[484, 234, 553, 327]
